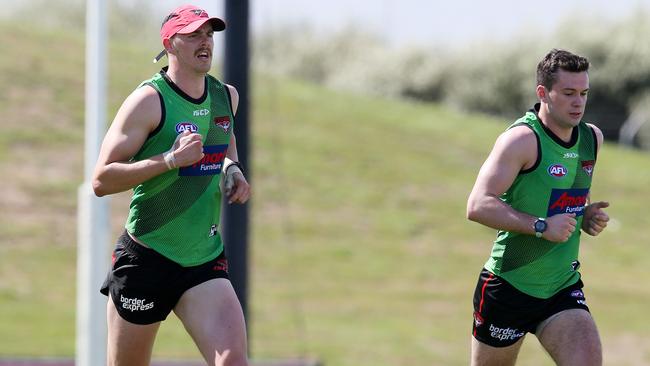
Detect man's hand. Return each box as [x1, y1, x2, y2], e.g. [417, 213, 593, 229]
[221, 164, 250, 204]
[582, 201, 610, 236]
[168, 130, 204, 168]
[544, 213, 577, 243]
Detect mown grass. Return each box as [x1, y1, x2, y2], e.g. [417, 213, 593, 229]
[1, 21, 649, 366]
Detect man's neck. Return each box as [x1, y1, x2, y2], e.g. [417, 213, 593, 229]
[165, 65, 206, 99]
[537, 104, 573, 143]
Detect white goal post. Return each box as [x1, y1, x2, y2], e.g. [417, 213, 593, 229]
[76, 1, 109, 365]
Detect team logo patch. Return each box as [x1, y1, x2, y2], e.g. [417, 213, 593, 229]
[178, 144, 228, 176]
[175, 122, 198, 133]
[547, 188, 589, 217]
[581, 160, 595, 177]
[548, 163, 568, 178]
[214, 116, 231, 134]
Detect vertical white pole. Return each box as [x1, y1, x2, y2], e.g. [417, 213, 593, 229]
[76, 1, 109, 365]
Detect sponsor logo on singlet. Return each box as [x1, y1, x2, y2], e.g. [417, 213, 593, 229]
[214, 116, 231, 134]
[571, 260, 581, 271]
[547, 188, 589, 217]
[548, 163, 568, 178]
[563, 152, 579, 159]
[209, 224, 218, 237]
[120, 294, 154, 312]
[175, 122, 199, 133]
[193, 109, 209, 116]
[581, 160, 595, 177]
[179, 144, 228, 176]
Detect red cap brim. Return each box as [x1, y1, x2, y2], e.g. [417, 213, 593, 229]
[176, 17, 226, 35]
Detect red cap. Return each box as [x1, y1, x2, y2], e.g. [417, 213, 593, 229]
[160, 4, 225, 42]
[154, 5, 226, 63]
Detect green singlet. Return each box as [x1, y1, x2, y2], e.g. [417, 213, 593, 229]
[125, 68, 235, 266]
[484, 104, 597, 298]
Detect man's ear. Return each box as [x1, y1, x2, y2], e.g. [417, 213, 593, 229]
[163, 38, 174, 54]
[536, 84, 548, 102]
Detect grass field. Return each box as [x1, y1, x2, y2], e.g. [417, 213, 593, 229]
[1, 22, 650, 365]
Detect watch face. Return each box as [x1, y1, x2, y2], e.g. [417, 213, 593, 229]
[535, 220, 547, 232]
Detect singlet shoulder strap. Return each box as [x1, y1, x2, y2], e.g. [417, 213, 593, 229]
[508, 121, 541, 175]
[140, 81, 166, 139]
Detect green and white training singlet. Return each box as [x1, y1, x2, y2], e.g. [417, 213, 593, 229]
[484, 105, 597, 299]
[125, 68, 234, 266]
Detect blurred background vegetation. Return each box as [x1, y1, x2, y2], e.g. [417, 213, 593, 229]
[1, 1, 650, 365]
[254, 9, 650, 147]
[6, 0, 650, 145]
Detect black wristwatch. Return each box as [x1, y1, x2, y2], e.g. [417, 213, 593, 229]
[225, 161, 244, 175]
[534, 218, 547, 238]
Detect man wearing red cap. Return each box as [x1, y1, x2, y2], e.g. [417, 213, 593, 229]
[93, 4, 250, 366]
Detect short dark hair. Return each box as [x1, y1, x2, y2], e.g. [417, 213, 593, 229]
[536, 49, 590, 90]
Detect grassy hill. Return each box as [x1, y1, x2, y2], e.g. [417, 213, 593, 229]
[1, 22, 650, 365]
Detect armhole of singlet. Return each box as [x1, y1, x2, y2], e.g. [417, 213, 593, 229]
[589, 125, 598, 161]
[143, 82, 166, 139]
[518, 123, 541, 175]
[224, 84, 236, 118]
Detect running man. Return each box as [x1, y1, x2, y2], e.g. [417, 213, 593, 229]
[467, 49, 610, 366]
[93, 4, 250, 366]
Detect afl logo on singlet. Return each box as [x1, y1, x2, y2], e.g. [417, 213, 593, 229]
[548, 164, 567, 178]
[175, 122, 198, 134]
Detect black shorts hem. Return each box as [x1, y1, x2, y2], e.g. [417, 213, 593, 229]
[472, 332, 522, 348]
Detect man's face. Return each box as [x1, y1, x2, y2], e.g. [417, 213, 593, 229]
[169, 22, 215, 74]
[544, 70, 589, 128]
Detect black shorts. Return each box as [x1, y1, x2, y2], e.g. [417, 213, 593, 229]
[100, 231, 229, 325]
[472, 268, 590, 347]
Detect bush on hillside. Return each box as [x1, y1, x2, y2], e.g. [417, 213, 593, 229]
[254, 25, 452, 99]
[255, 11, 650, 147]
